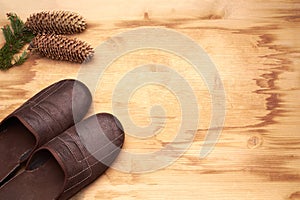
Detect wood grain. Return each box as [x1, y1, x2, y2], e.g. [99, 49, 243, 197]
[0, 0, 299, 199]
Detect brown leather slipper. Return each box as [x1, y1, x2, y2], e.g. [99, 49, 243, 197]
[0, 113, 125, 200]
[0, 79, 92, 183]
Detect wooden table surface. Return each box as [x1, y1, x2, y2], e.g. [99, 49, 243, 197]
[0, 0, 299, 199]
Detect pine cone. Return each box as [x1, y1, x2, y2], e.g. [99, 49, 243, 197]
[29, 34, 94, 63]
[25, 11, 86, 34]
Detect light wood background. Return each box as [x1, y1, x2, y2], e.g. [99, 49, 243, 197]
[0, 0, 299, 199]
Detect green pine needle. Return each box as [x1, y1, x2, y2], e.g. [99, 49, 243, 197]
[0, 13, 35, 70]
[13, 51, 29, 66]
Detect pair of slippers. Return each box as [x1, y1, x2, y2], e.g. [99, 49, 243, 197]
[0, 79, 125, 200]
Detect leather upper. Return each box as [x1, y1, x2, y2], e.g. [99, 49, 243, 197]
[1, 79, 92, 150]
[27, 113, 125, 200]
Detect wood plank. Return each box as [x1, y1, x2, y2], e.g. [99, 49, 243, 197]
[0, 0, 299, 199]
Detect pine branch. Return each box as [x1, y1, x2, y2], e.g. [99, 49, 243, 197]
[13, 51, 29, 66]
[0, 13, 35, 71]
